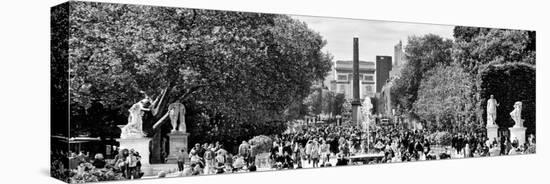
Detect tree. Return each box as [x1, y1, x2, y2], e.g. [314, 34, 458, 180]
[65, 1, 332, 162]
[413, 64, 475, 129]
[303, 85, 323, 116]
[453, 26, 536, 75]
[391, 34, 453, 111]
[332, 93, 346, 116]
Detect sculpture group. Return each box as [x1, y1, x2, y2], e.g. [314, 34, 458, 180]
[485, 95, 527, 144]
[119, 88, 189, 139]
[486, 95, 524, 128]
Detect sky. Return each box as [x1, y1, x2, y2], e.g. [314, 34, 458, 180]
[292, 15, 455, 62]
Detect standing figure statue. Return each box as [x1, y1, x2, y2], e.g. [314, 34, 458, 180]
[486, 95, 499, 127]
[168, 103, 186, 133]
[120, 98, 150, 138]
[510, 101, 523, 128]
[153, 102, 187, 133]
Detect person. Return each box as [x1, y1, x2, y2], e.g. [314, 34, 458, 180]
[500, 136, 507, 155]
[310, 139, 320, 168]
[134, 151, 142, 178]
[68, 152, 80, 171]
[319, 139, 330, 165]
[335, 149, 348, 166]
[249, 143, 258, 167]
[190, 143, 205, 158]
[270, 142, 280, 166]
[189, 150, 201, 166]
[192, 163, 203, 175]
[126, 149, 139, 179]
[114, 149, 129, 177]
[305, 140, 312, 164]
[215, 162, 225, 174]
[180, 163, 195, 176]
[282, 151, 294, 169]
[91, 153, 106, 169]
[292, 142, 303, 168]
[489, 144, 501, 156]
[225, 153, 234, 172]
[177, 149, 187, 172]
[238, 141, 250, 166]
[204, 145, 215, 174]
[464, 143, 471, 158]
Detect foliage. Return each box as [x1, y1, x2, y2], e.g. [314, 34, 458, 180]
[478, 63, 535, 135]
[249, 135, 273, 153]
[303, 85, 323, 116]
[453, 26, 536, 75]
[65, 1, 332, 144]
[391, 34, 453, 111]
[69, 168, 124, 183]
[51, 3, 70, 136]
[413, 64, 475, 128]
[341, 100, 352, 115]
[302, 85, 338, 116]
[332, 93, 346, 116]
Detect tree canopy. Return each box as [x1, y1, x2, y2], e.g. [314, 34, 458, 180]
[65, 1, 332, 149]
[413, 64, 475, 129]
[453, 26, 536, 75]
[390, 34, 453, 111]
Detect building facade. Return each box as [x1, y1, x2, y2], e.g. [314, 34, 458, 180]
[390, 40, 407, 78]
[327, 60, 376, 100]
[375, 56, 392, 93]
[377, 41, 407, 117]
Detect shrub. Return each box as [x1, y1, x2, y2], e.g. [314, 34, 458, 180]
[249, 135, 273, 153]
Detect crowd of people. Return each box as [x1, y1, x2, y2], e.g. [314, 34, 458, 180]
[51, 122, 537, 181]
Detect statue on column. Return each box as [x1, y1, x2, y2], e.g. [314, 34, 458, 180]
[486, 95, 499, 127]
[153, 102, 187, 133]
[510, 101, 524, 128]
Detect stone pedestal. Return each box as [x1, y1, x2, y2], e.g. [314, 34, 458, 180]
[509, 126, 527, 145]
[117, 137, 153, 175]
[165, 131, 189, 164]
[486, 125, 499, 142]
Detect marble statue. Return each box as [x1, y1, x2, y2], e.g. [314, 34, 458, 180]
[120, 98, 150, 139]
[510, 101, 523, 128]
[486, 95, 499, 127]
[168, 102, 186, 133]
[153, 102, 187, 133]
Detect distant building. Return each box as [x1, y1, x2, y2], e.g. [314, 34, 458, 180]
[390, 40, 407, 78]
[326, 60, 376, 100]
[375, 56, 392, 93]
[377, 41, 407, 116]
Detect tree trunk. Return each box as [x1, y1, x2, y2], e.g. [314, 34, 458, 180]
[145, 86, 174, 164]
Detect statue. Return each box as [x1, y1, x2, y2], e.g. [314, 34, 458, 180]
[153, 102, 187, 133]
[120, 98, 150, 139]
[510, 101, 523, 128]
[486, 95, 499, 127]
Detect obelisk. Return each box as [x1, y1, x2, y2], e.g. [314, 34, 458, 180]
[351, 37, 362, 126]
